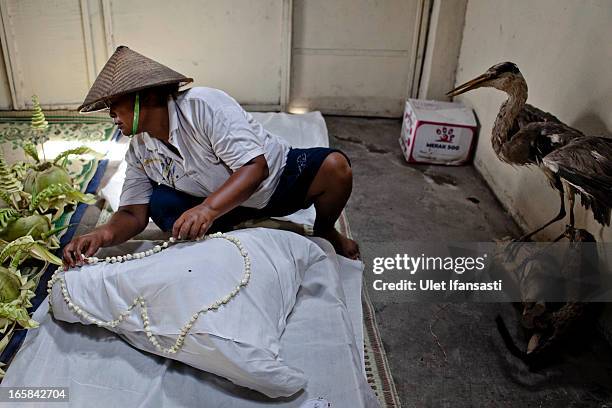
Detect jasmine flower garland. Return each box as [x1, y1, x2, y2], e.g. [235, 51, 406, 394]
[47, 232, 251, 355]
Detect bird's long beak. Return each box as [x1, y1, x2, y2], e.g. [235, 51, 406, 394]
[446, 73, 491, 97]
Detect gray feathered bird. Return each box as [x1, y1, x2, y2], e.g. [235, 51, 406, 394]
[447, 62, 611, 239]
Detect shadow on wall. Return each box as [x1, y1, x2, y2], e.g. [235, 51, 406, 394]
[572, 112, 612, 137]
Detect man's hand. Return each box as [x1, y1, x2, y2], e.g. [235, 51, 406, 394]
[61, 204, 149, 270]
[62, 229, 109, 270]
[172, 203, 218, 240]
[171, 155, 269, 240]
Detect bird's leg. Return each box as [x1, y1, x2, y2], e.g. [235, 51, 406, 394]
[538, 224, 575, 262]
[568, 192, 575, 229]
[516, 183, 566, 242]
[551, 230, 567, 242]
[550, 192, 579, 242]
[505, 185, 566, 261]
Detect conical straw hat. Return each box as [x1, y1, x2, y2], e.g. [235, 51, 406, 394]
[78, 46, 193, 113]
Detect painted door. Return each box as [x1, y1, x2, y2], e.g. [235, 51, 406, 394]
[289, 0, 426, 117]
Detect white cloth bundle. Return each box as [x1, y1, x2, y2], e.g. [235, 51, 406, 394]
[49, 228, 328, 398]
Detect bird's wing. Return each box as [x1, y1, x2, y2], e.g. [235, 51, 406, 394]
[502, 122, 583, 165]
[510, 104, 584, 142]
[519, 104, 583, 133]
[542, 136, 612, 226]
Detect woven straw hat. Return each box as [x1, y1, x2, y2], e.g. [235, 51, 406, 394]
[78, 46, 193, 113]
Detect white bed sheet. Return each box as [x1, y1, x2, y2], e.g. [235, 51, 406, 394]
[2, 110, 380, 407]
[1, 238, 380, 408]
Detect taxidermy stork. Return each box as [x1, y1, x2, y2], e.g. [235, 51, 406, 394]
[447, 62, 612, 240]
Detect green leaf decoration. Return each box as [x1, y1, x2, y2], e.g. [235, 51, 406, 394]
[44, 234, 61, 251]
[0, 304, 37, 329]
[0, 154, 23, 210]
[0, 209, 19, 229]
[0, 266, 21, 302]
[30, 95, 48, 132]
[15, 191, 31, 212]
[41, 224, 70, 240]
[0, 236, 36, 265]
[0, 154, 22, 195]
[26, 241, 62, 265]
[0, 190, 13, 210]
[0, 304, 31, 326]
[22, 142, 40, 163]
[0, 330, 14, 365]
[9, 161, 32, 181]
[0, 266, 39, 337]
[0, 303, 38, 334]
[53, 146, 101, 167]
[0, 236, 61, 266]
[30, 182, 96, 213]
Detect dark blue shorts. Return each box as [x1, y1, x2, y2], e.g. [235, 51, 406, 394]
[149, 147, 351, 232]
[263, 147, 351, 216]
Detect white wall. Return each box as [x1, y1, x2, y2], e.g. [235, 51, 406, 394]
[454, 0, 612, 243]
[109, 0, 286, 109]
[0, 0, 426, 116]
[0, 0, 290, 111]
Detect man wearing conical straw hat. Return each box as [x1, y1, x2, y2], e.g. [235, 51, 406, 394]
[62, 46, 359, 268]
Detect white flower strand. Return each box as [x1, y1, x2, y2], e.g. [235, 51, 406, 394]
[47, 232, 251, 355]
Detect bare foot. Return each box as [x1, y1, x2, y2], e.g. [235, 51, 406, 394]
[318, 228, 360, 260]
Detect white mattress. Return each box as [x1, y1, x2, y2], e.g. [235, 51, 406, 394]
[250, 111, 329, 149]
[1, 238, 379, 408]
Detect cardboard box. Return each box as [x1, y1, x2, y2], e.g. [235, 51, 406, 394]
[399, 99, 477, 165]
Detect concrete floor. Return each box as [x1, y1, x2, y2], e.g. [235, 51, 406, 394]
[325, 115, 612, 408]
